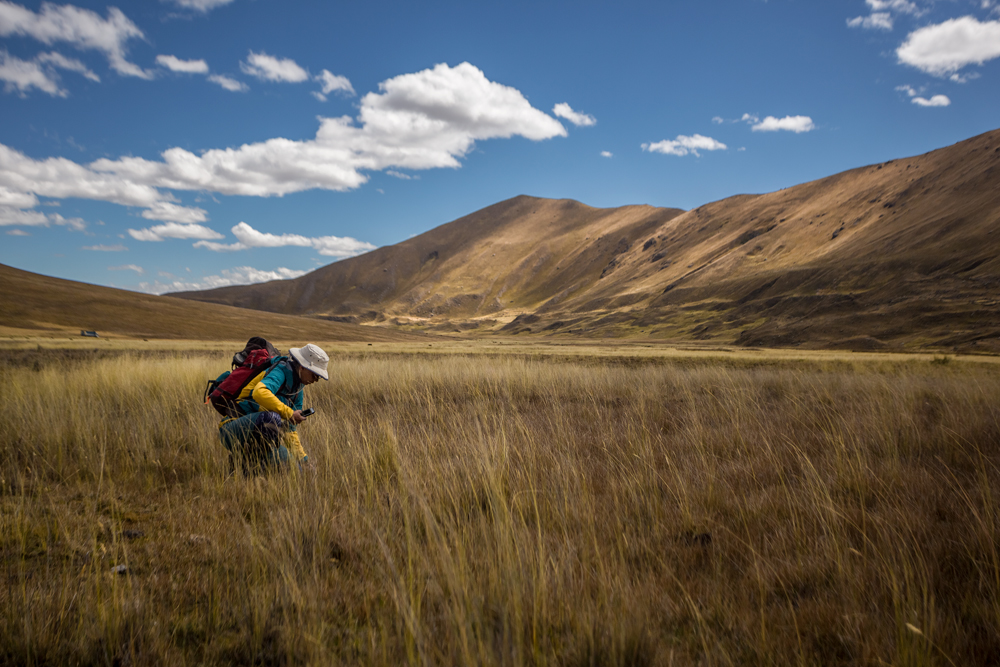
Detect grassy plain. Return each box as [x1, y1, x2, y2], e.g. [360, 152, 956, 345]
[2, 340, 999, 665]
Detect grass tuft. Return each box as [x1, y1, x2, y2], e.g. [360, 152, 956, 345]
[1, 346, 999, 664]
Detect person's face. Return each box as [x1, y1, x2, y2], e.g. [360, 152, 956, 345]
[297, 365, 319, 385]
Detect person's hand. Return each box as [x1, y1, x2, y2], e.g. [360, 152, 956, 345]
[290, 409, 306, 424]
[299, 456, 316, 474]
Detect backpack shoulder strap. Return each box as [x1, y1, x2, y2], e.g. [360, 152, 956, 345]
[272, 357, 301, 397]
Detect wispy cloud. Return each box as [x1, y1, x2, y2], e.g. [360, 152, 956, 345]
[847, 0, 926, 31]
[83, 243, 127, 251]
[312, 69, 353, 101]
[109, 263, 143, 274]
[0, 49, 65, 96]
[240, 51, 309, 83]
[49, 213, 85, 231]
[0, 1, 149, 78]
[867, 0, 923, 15]
[140, 265, 308, 295]
[38, 51, 98, 80]
[0, 203, 85, 230]
[128, 222, 223, 242]
[194, 221, 377, 259]
[847, 12, 893, 30]
[140, 202, 208, 223]
[207, 73, 247, 92]
[552, 103, 596, 127]
[642, 134, 727, 157]
[168, 0, 236, 13]
[601, 151, 613, 158]
[156, 55, 209, 74]
[155, 53, 251, 92]
[0, 48, 98, 96]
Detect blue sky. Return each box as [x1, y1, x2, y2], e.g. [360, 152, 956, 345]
[1, 0, 998, 294]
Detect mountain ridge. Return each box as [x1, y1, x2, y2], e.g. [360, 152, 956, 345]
[175, 127, 1000, 351]
[0, 263, 427, 343]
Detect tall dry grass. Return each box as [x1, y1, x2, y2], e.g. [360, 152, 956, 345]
[1, 348, 999, 665]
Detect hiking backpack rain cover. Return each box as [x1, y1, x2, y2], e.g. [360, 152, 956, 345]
[204, 337, 279, 419]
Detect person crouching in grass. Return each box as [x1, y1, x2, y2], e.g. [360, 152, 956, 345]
[219, 343, 329, 476]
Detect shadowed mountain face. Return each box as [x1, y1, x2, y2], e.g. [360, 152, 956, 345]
[0, 263, 425, 343]
[175, 128, 1000, 351]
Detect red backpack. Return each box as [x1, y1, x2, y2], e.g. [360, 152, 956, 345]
[204, 337, 280, 418]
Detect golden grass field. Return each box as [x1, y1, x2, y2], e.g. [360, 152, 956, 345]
[2, 339, 1000, 665]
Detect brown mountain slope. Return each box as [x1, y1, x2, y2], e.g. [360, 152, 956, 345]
[552, 128, 1000, 350]
[174, 197, 685, 330]
[176, 128, 1000, 351]
[0, 263, 425, 342]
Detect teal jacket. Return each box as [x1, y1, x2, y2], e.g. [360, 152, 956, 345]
[228, 357, 308, 460]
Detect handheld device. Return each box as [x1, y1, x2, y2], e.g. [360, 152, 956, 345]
[300, 407, 315, 417]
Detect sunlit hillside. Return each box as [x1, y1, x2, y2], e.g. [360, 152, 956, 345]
[0, 263, 426, 343]
[172, 196, 685, 332]
[175, 128, 1000, 351]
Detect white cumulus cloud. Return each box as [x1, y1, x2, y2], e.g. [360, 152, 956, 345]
[601, 151, 613, 158]
[642, 134, 727, 157]
[89, 61, 565, 192]
[0, 62, 566, 226]
[156, 54, 209, 74]
[897, 16, 1000, 77]
[0, 186, 38, 208]
[0, 142, 167, 213]
[552, 102, 596, 127]
[128, 222, 223, 242]
[912, 94, 951, 106]
[0, 204, 83, 229]
[0, 1, 149, 78]
[0, 204, 48, 225]
[194, 221, 377, 259]
[240, 51, 309, 83]
[140, 201, 208, 223]
[751, 115, 815, 133]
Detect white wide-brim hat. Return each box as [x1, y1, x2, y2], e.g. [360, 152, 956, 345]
[289, 343, 330, 380]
